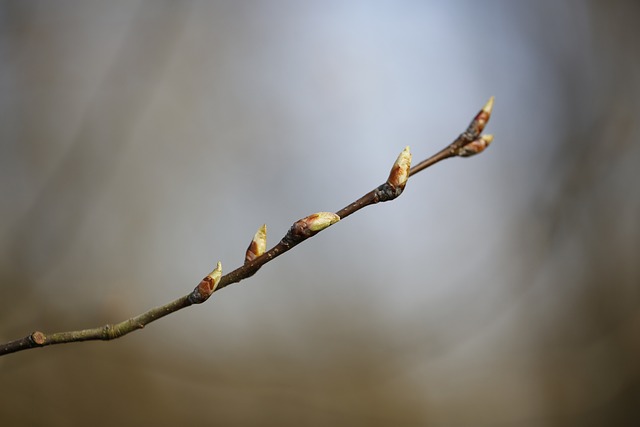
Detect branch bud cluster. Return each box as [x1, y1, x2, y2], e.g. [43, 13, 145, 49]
[457, 96, 495, 158]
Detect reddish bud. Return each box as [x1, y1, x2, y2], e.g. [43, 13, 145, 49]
[386, 146, 412, 190]
[469, 96, 494, 135]
[458, 134, 493, 157]
[290, 212, 340, 238]
[196, 261, 222, 298]
[245, 224, 267, 264]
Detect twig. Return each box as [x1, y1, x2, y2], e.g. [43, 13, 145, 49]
[0, 97, 494, 356]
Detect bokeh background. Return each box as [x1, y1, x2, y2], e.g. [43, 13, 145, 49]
[1, 1, 639, 426]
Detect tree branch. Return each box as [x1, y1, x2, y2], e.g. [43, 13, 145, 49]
[0, 97, 495, 357]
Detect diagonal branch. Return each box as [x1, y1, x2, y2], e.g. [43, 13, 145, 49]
[0, 97, 494, 357]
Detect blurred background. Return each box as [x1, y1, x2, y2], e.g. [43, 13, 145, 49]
[1, 1, 639, 425]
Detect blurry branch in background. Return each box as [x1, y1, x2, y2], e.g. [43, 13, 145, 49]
[0, 97, 494, 357]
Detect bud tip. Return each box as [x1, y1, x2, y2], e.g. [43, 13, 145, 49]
[481, 134, 494, 145]
[208, 261, 222, 281]
[482, 96, 495, 115]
